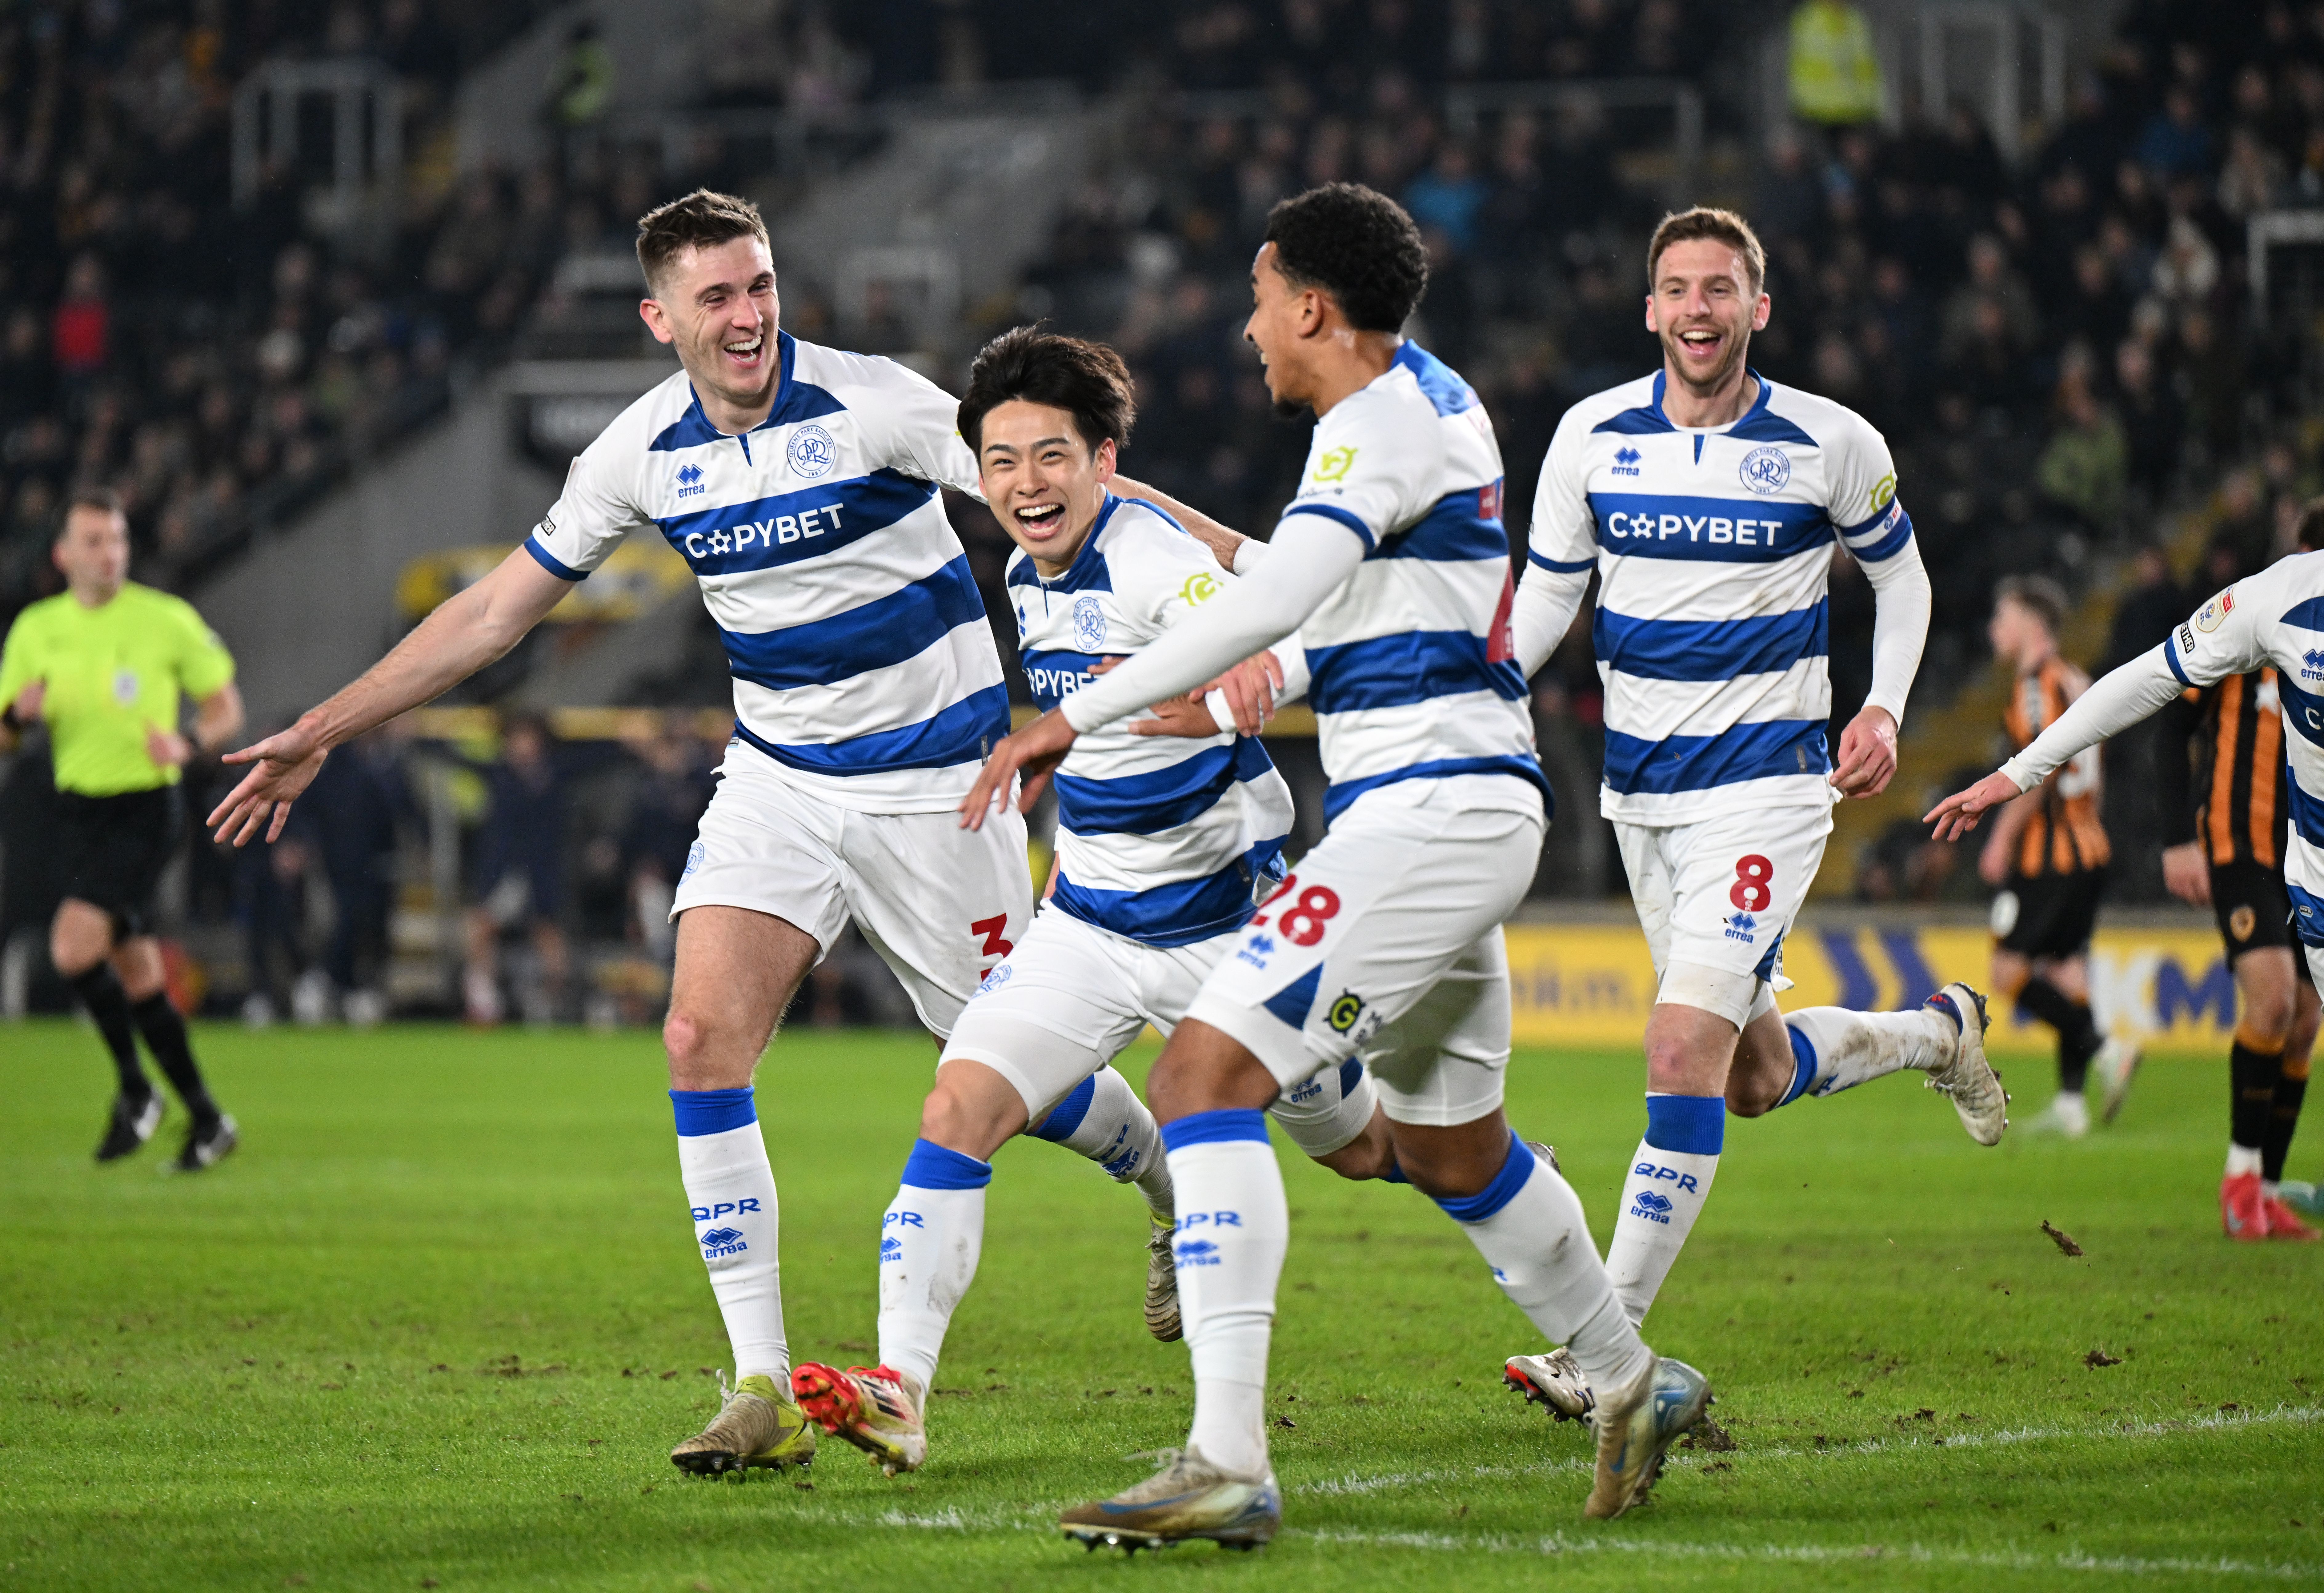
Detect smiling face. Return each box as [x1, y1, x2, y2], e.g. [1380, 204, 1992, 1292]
[976, 399, 1116, 575]
[1243, 242, 1322, 416]
[1645, 236, 1769, 400]
[638, 234, 781, 425]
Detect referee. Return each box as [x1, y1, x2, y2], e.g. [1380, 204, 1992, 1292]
[0, 488, 245, 1167]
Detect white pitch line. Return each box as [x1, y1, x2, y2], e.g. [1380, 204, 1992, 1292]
[1291, 1402, 2324, 1497]
[1301, 1528, 2323, 1581]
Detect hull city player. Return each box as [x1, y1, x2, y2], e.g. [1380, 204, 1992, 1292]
[1985, 576, 2140, 1138]
[203, 191, 1247, 1479]
[788, 328, 1398, 1477]
[967, 184, 1706, 1544]
[2154, 510, 2322, 1239]
[0, 487, 245, 1170]
[1501, 207, 2005, 1422]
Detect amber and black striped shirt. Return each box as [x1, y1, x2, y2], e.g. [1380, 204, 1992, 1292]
[2157, 668, 2288, 871]
[2003, 656, 2112, 877]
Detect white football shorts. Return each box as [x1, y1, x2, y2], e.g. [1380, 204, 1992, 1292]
[943, 904, 1379, 1159]
[673, 742, 1033, 1038]
[1613, 797, 1833, 1028]
[1188, 774, 1546, 1126]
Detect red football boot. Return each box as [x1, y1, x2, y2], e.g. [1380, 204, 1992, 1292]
[2222, 1171, 2267, 1242]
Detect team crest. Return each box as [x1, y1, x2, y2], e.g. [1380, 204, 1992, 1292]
[786, 423, 836, 479]
[1739, 445, 1791, 495]
[1072, 595, 1108, 649]
[2230, 905, 2258, 942]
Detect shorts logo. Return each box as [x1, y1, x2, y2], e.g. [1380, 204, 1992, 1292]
[1326, 992, 1365, 1033]
[1235, 932, 1275, 969]
[1611, 445, 1642, 477]
[1072, 595, 1107, 650]
[113, 669, 138, 705]
[2231, 905, 2258, 942]
[700, 1226, 747, 1257]
[682, 840, 705, 880]
[975, 963, 1013, 996]
[1989, 890, 2021, 939]
[1311, 445, 1358, 483]
[675, 462, 706, 498]
[1739, 446, 1791, 495]
[1723, 910, 1757, 944]
[787, 423, 836, 479]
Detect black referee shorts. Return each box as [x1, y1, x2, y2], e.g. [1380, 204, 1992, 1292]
[2211, 858, 2314, 984]
[55, 785, 183, 939]
[1992, 868, 2106, 961]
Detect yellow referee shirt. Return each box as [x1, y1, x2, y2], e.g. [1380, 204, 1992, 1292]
[0, 582, 236, 796]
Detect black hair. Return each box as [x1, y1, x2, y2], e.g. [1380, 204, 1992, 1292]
[957, 325, 1136, 455]
[1262, 183, 1428, 332]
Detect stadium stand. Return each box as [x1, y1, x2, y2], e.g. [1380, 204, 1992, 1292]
[10, 0, 2324, 1020]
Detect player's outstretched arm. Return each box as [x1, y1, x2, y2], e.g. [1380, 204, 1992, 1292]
[1112, 475, 1250, 572]
[209, 549, 572, 845]
[1925, 640, 2188, 842]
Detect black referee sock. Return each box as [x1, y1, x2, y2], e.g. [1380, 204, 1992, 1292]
[2016, 977, 2102, 1093]
[67, 965, 152, 1101]
[2231, 1038, 2282, 1160]
[129, 993, 219, 1129]
[2265, 1055, 2309, 1184]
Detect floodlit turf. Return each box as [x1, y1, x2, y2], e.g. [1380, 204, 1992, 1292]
[3, 1019, 2321, 1591]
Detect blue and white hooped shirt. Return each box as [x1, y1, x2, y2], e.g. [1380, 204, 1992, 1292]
[1011, 495, 1294, 948]
[1275, 341, 1549, 823]
[1529, 369, 1914, 825]
[523, 331, 1006, 814]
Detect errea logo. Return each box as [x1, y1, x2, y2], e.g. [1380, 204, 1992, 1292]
[1611, 446, 1643, 477]
[2302, 649, 2324, 682]
[675, 462, 706, 498]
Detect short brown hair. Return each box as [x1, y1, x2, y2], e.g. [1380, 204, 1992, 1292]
[958, 325, 1136, 455]
[1994, 573, 2068, 636]
[2296, 495, 2324, 553]
[1647, 207, 1767, 295]
[635, 189, 770, 293]
[56, 484, 124, 540]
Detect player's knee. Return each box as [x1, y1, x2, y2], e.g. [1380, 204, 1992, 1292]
[1724, 1070, 1782, 1119]
[2242, 987, 2295, 1047]
[662, 1006, 747, 1088]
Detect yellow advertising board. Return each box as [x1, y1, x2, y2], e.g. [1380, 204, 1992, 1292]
[1506, 920, 2238, 1056]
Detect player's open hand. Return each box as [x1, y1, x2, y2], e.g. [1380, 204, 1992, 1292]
[960, 708, 1076, 830]
[1205, 650, 1285, 737]
[209, 716, 330, 846]
[2161, 840, 2211, 905]
[1829, 705, 1898, 799]
[1924, 769, 2024, 843]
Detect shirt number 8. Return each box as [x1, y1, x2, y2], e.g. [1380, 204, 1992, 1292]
[1256, 875, 1342, 947]
[1729, 854, 1774, 913]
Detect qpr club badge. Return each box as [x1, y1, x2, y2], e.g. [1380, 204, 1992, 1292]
[1739, 445, 1791, 495]
[1072, 595, 1107, 650]
[786, 423, 835, 479]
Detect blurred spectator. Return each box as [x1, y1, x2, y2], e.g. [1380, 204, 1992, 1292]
[462, 715, 571, 1026]
[2037, 367, 2129, 536]
[618, 730, 715, 962]
[299, 727, 413, 1025]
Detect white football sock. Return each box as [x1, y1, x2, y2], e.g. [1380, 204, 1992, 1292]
[1032, 1064, 1172, 1221]
[876, 1139, 990, 1396]
[672, 1089, 787, 1382]
[1438, 1133, 1654, 1397]
[1603, 1093, 1724, 1328]
[1776, 1005, 1957, 1103]
[1164, 1109, 1285, 1479]
[2227, 1143, 2263, 1177]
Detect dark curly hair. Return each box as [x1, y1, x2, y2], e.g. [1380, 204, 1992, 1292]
[1263, 183, 1429, 332]
[957, 325, 1137, 454]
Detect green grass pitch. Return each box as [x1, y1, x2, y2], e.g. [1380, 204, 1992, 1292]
[4, 1019, 2321, 1591]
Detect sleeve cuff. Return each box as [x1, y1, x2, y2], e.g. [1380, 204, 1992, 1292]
[523, 536, 587, 582]
[2163, 633, 2192, 686]
[1844, 508, 1915, 564]
[1527, 548, 1595, 573]
[1279, 501, 1376, 551]
[1232, 538, 1272, 575]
